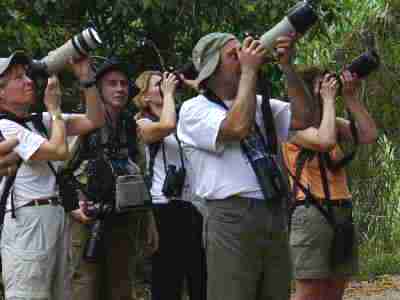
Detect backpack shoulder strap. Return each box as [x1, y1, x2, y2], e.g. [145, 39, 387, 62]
[292, 147, 316, 199]
[0, 157, 22, 223]
[316, 152, 336, 226]
[259, 77, 278, 155]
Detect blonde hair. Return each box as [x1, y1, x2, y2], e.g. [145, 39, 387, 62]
[133, 71, 162, 115]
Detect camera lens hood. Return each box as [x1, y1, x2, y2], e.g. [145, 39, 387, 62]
[288, 1, 318, 35]
[347, 49, 380, 78]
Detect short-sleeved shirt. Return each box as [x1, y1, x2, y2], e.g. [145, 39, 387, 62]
[282, 142, 352, 200]
[177, 94, 291, 200]
[137, 118, 190, 204]
[0, 113, 73, 209]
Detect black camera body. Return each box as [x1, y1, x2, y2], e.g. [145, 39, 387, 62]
[82, 153, 126, 263]
[347, 49, 380, 78]
[162, 164, 186, 198]
[324, 50, 380, 92]
[83, 219, 105, 263]
[167, 62, 198, 90]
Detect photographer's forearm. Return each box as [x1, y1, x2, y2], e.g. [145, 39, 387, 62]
[218, 70, 258, 142]
[84, 86, 105, 128]
[345, 98, 377, 144]
[317, 100, 336, 148]
[49, 116, 68, 158]
[281, 64, 313, 129]
[139, 93, 177, 145]
[159, 93, 177, 130]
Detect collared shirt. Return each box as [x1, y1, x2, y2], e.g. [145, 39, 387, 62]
[177, 94, 291, 200]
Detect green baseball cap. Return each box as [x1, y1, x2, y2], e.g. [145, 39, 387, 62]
[0, 51, 31, 76]
[192, 32, 236, 86]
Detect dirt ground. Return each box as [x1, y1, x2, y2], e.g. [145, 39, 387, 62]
[344, 275, 400, 300]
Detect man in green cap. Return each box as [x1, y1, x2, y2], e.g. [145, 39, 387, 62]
[177, 32, 312, 300]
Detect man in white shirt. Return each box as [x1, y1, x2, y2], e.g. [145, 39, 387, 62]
[177, 33, 312, 300]
[0, 50, 104, 300]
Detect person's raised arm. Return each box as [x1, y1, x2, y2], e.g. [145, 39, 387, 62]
[65, 57, 105, 136]
[336, 70, 377, 144]
[31, 76, 68, 161]
[277, 34, 314, 130]
[137, 72, 178, 145]
[290, 74, 338, 152]
[217, 37, 266, 143]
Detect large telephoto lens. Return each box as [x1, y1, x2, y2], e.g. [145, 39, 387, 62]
[260, 1, 318, 51]
[39, 27, 102, 75]
[83, 220, 104, 263]
[347, 50, 380, 78]
[288, 1, 319, 35]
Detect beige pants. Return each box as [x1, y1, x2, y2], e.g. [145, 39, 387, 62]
[1, 205, 72, 300]
[70, 211, 148, 300]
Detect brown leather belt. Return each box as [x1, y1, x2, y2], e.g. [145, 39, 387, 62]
[23, 197, 60, 207]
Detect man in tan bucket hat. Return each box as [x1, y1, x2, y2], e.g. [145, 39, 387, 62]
[177, 31, 312, 300]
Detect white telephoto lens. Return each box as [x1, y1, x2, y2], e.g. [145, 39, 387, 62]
[41, 27, 102, 74]
[82, 28, 102, 49]
[259, 17, 295, 51]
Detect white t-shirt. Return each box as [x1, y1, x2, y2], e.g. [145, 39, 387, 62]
[0, 112, 73, 209]
[138, 118, 190, 204]
[177, 94, 291, 200]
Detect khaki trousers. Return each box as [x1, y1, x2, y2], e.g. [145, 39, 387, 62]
[205, 197, 292, 300]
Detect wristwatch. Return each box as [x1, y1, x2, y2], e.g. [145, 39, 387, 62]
[51, 111, 64, 122]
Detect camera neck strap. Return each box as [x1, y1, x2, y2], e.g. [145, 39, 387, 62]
[160, 133, 185, 173]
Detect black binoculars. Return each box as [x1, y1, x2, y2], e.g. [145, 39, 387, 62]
[162, 164, 186, 198]
[166, 62, 198, 89]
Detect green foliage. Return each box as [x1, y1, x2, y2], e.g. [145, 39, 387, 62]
[352, 136, 400, 247]
[359, 248, 400, 279]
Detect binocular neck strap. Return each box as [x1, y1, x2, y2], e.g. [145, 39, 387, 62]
[175, 133, 185, 169]
[160, 133, 186, 173]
